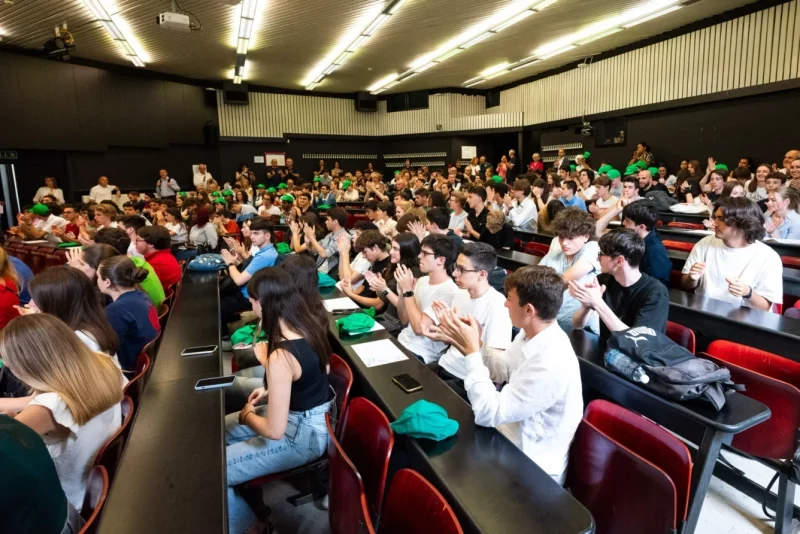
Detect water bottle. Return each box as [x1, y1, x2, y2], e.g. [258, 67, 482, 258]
[604, 349, 650, 384]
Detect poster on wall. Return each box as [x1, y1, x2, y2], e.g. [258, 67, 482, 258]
[461, 146, 477, 159]
[264, 152, 286, 166]
[253, 156, 264, 164]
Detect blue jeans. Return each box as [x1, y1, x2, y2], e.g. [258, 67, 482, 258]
[225, 398, 334, 534]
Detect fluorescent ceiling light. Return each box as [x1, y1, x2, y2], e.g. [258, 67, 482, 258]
[491, 9, 534, 32]
[481, 62, 510, 76]
[369, 72, 400, 92]
[238, 18, 254, 39]
[370, 0, 558, 94]
[237, 38, 249, 55]
[485, 69, 510, 80]
[464, 79, 486, 88]
[539, 45, 576, 60]
[233, 75, 242, 84]
[81, 0, 146, 67]
[623, 5, 683, 28]
[231, 0, 259, 84]
[304, 0, 409, 90]
[241, 0, 258, 19]
[577, 28, 621, 46]
[511, 59, 541, 71]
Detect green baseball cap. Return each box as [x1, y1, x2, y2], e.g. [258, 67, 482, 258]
[647, 167, 659, 176]
[583, 151, 591, 159]
[178, 191, 187, 197]
[257, 183, 266, 189]
[343, 180, 352, 189]
[569, 164, 576, 172]
[211, 191, 222, 197]
[714, 163, 729, 171]
[213, 197, 226, 204]
[635, 160, 648, 170]
[389, 399, 459, 441]
[490, 175, 503, 183]
[29, 203, 50, 216]
[222, 189, 233, 196]
[394, 170, 401, 175]
[313, 177, 322, 183]
[278, 182, 288, 189]
[597, 164, 613, 174]
[606, 169, 621, 179]
[280, 194, 295, 202]
[624, 165, 640, 176]
[266, 187, 277, 193]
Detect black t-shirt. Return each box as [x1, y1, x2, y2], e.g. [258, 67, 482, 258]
[445, 230, 464, 253]
[597, 272, 669, 340]
[467, 207, 488, 236]
[674, 179, 701, 202]
[707, 191, 721, 203]
[641, 231, 672, 287]
[507, 156, 520, 180]
[360, 256, 392, 299]
[479, 224, 514, 249]
[642, 183, 669, 195]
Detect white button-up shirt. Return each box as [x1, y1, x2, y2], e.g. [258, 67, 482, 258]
[507, 196, 538, 232]
[463, 322, 583, 485]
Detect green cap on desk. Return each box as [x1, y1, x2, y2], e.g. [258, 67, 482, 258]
[275, 242, 292, 254]
[335, 312, 375, 335]
[390, 399, 459, 441]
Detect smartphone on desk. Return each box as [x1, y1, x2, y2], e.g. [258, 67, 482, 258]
[181, 345, 218, 357]
[194, 376, 236, 390]
[392, 373, 423, 393]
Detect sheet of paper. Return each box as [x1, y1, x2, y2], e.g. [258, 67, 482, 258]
[253, 155, 265, 164]
[351, 339, 407, 367]
[461, 146, 477, 159]
[685, 229, 714, 235]
[323, 297, 360, 312]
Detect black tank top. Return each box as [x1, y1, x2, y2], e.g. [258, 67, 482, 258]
[278, 339, 331, 412]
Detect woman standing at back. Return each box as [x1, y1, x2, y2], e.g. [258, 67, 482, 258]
[96, 256, 160, 374]
[1, 314, 125, 512]
[226, 268, 333, 534]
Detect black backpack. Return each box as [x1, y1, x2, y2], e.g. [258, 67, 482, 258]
[608, 327, 742, 411]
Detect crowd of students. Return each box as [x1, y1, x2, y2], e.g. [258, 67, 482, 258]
[2, 145, 798, 534]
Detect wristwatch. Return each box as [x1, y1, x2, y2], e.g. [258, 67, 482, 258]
[402, 290, 415, 298]
[742, 286, 753, 299]
[380, 289, 390, 297]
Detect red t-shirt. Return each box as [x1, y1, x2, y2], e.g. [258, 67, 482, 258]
[224, 220, 239, 235]
[145, 250, 181, 289]
[0, 279, 20, 330]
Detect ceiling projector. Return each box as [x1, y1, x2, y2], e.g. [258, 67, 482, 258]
[156, 12, 191, 32]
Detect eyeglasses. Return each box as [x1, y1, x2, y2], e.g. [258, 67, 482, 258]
[452, 265, 482, 275]
[420, 251, 436, 257]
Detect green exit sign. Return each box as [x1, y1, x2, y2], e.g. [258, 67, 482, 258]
[0, 151, 18, 160]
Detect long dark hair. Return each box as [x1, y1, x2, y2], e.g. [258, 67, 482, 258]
[246, 268, 330, 371]
[387, 233, 421, 281]
[279, 255, 328, 328]
[82, 244, 120, 276]
[29, 266, 119, 355]
[98, 256, 149, 290]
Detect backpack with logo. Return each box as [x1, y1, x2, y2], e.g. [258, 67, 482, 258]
[188, 254, 227, 272]
[608, 327, 742, 411]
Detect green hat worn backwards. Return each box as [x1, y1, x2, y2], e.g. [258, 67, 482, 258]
[335, 312, 375, 335]
[714, 163, 729, 171]
[313, 177, 322, 183]
[606, 169, 621, 179]
[635, 159, 648, 170]
[222, 189, 234, 196]
[275, 242, 292, 255]
[647, 167, 659, 176]
[583, 151, 591, 159]
[343, 180, 352, 189]
[624, 165, 640, 176]
[490, 175, 503, 183]
[267, 187, 277, 193]
[29, 203, 50, 216]
[390, 399, 459, 441]
[257, 183, 266, 189]
[278, 182, 288, 189]
[213, 197, 227, 204]
[597, 164, 613, 174]
[280, 194, 295, 202]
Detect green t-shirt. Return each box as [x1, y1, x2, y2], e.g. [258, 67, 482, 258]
[0, 415, 67, 533]
[131, 256, 166, 307]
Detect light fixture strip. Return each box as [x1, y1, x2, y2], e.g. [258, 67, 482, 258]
[82, 0, 145, 67]
[461, 0, 686, 87]
[370, 0, 557, 94]
[232, 0, 260, 84]
[305, 0, 409, 90]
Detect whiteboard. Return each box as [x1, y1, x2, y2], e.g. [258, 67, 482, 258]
[264, 153, 286, 166]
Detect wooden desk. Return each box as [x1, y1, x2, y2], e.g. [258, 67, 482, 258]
[322, 288, 595, 534]
[570, 329, 770, 534]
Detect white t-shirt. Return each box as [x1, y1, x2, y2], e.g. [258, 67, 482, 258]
[744, 180, 768, 202]
[28, 376, 126, 510]
[540, 237, 601, 332]
[258, 205, 281, 216]
[595, 196, 619, 210]
[681, 235, 783, 308]
[41, 214, 67, 233]
[89, 184, 115, 203]
[580, 185, 597, 200]
[436, 287, 513, 379]
[449, 211, 468, 231]
[165, 222, 187, 243]
[350, 252, 372, 290]
[239, 204, 258, 216]
[127, 241, 143, 258]
[397, 276, 458, 363]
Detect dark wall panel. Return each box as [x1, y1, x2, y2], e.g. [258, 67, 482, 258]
[0, 54, 24, 149]
[73, 66, 107, 151]
[12, 150, 68, 206]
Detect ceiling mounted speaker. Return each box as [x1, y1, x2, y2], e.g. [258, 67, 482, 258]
[223, 81, 249, 105]
[355, 91, 377, 112]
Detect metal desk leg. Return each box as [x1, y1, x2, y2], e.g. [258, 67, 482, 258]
[776, 472, 796, 534]
[683, 429, 728, 534]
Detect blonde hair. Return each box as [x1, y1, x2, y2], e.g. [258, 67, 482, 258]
[94, 203, 118, 219]
[406, 207, 428, 226]
[1, 314, 123, 425]
[486, 209, 506, 233]
[397, 201, 413, 215]
[0, 248, 19, 288]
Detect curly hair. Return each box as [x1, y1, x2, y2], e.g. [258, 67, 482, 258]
[551, 207, 596, 239]
[716, 197, 765, 244]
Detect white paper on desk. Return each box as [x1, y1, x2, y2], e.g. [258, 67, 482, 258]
[323, 297, 360, 312]
[351, 339, 407, 367]
[685, 229, 714, 235]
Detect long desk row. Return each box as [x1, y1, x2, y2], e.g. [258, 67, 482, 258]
[321, 287, 595, 534]
[97, 271, 226, 534]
